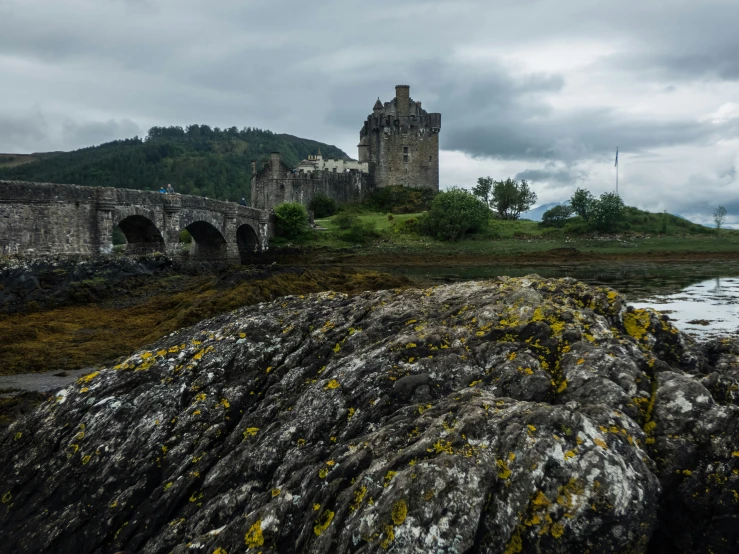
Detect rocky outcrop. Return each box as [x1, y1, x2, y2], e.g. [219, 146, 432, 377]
[1, 276, 737, 553]
[0, 255, 175, 314]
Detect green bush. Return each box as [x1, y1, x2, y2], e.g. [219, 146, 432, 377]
[590, 192, 626, 233]
[179, 229, 193, 243]
[540, 205, 574, 228]
[332, 212, 359, 230]
[309, 193, 338, 218]
[418, 188, 490, 241]
[342, 220, 380, 244]
[274, 202, 308, 238]
[365, 186, 436, 213]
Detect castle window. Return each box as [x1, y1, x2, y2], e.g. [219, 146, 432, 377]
[332, 167, 337, 173]
[403, 146, 409, 163]
[429, 156, 432, 161]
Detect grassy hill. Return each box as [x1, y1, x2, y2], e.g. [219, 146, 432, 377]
[0, 125, 349, 202]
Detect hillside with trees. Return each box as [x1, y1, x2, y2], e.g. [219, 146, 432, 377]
[0, 125, 349, 202]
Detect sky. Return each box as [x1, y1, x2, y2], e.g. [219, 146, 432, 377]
[2, 0, 739, 225]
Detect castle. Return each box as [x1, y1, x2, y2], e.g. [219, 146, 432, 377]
[250, 85, 441, 211]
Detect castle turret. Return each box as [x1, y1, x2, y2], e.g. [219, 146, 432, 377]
[358, 85, 441, 191]
[395, 85, 410, 117]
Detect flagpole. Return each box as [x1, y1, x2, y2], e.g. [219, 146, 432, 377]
[616, 147, 619, 195]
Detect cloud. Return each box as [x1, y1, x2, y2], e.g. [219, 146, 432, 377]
[1, 0, 739, 222]
[61, 118, 141, 148]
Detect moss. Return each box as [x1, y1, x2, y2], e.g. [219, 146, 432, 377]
[350, 486, 367, 512]
[245, 519, 264, 547]
[313, 509, 334, 536]
[380, 524, 395, 549]
[391, 499, 407, 525]
[624, 309, 652, 341]
[0, 267, 410, 375]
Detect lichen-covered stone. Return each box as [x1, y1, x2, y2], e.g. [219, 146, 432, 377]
[1, 276, 737, 553]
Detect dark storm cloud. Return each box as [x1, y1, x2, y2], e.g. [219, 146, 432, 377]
[1, 0, 739, 220]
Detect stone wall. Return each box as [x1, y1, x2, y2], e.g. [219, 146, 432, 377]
[0, 180, 271, 261]
[358, 85, 441, 191]
[250, 153, 372, 211]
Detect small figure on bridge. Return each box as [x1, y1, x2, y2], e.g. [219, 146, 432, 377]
[240, 197, 247, 206]
[167, 184, 175, 194]
[158, 187, 167, 194]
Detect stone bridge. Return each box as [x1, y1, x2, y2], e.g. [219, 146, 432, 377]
[0, 181, 272, 262]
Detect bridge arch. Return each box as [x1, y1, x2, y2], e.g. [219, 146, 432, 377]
[236, 223, 260, 264]
[115, 214, 165, 254]
[184, 220, 228, 259]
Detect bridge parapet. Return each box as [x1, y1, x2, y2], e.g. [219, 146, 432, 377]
[0, 180, 272, 262]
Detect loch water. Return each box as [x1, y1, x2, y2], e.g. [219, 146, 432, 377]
[382, 260, 739, 340]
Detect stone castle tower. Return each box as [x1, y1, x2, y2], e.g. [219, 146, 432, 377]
[358, 85, 441, 191]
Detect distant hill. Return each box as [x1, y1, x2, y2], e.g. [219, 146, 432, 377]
[0, 125, 349, 202]
[521, 202, 569, 222]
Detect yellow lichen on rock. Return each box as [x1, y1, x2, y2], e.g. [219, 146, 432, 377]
[245, 519, 264, 547]
[77, 371, 100, 384]
[313, 509, 334, 536]
[391, 499, 407, 525]
[623, 309, 652, 341]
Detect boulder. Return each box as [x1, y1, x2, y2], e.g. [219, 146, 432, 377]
[1, 276, 737, 553]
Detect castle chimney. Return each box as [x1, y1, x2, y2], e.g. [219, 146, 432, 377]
[395, 85, 410, 117]
[270, 152, 280, 179]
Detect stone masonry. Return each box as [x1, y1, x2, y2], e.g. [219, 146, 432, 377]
[0, 180, 272, 262]
[359, 84, 441, 190]
[251, 85, 441, 210]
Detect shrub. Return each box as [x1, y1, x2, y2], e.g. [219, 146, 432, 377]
[178, 229, 193, 243]
[332, 212, 359, 230]
[309, 193, 338, 218]
[342, 220, 380, 244]
[590, 192, 626, 233]
[419, 188, 490, 241]
[540, 205, 574, 228]
[274, 202, 308, 238]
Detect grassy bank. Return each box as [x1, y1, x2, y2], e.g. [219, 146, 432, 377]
[0, 266, 410, 375]
[269, 211, 739, 265]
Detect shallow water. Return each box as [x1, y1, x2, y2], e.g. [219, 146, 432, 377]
[0, 367, 95, 394]
[381, 260, 739, 339]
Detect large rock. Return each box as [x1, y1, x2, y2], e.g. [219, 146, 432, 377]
[1, 276, 737, 553]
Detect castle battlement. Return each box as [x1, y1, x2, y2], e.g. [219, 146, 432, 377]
[250, 85, 440, 210]
[358, 85, 441, 190]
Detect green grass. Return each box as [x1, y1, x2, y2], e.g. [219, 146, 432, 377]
[275, 210, 739, 261]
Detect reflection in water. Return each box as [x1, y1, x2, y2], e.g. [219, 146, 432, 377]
[380, 260, 739, 338]
[632, 276, 739, 339]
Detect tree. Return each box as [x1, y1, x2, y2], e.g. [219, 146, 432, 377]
[309, 193, 338, 218]
[570, 188, 595, 222]
[714, 205, 727, 233]
[490, 178, 537, 220]
[541, 205, 574, 228]
[418, 188, 490, 241]
[274, 202, 308, 239]
[472, 177, 494, 208]
[590, 192, 625, 232]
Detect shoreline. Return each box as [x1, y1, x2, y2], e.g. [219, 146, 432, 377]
[264, 246, 739, 267]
